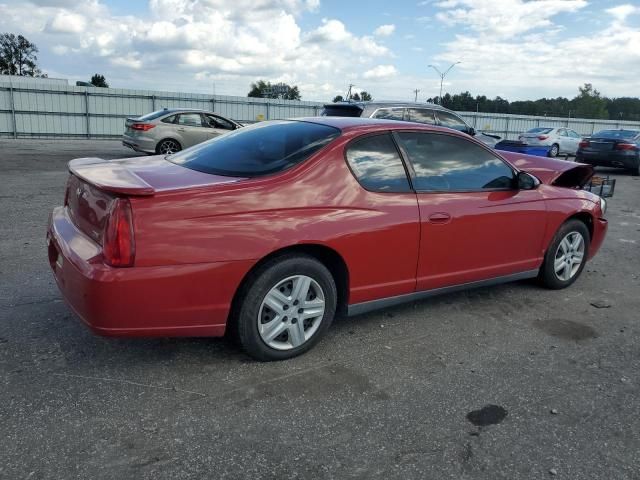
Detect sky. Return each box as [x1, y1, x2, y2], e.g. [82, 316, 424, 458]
[1, 0, 639, 102]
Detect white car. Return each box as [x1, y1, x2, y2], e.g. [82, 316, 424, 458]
[518, 127, 583, 157]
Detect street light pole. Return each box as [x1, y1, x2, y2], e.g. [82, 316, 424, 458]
[428, 62, 460, 105]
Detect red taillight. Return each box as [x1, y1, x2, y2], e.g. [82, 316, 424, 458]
[103, 198, 135, 267]
[578, 140, 589, 149]
[537, 135, 549, 140]
[615, 142, 637, 151]
[130, 123, 155, 131]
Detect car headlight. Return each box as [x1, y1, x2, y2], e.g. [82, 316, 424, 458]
[600, 196, 607, 216]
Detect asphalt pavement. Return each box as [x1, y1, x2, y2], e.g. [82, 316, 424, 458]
[0, 139, 639, 480]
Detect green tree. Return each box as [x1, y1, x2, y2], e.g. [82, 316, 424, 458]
[90, 73, 109, 88]
[332, 95, 344, 102]
[359, 91, 372, 101]
[248, 80, 301, 100]
[571, 83, 608, 119]
[0, 33, 46, 77]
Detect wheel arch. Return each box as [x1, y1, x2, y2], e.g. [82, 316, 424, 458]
[565, 211, 594, 239]
[228, 243, 350, 329]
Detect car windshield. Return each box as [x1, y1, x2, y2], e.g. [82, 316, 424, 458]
[526, 128, 553, 134]
[137, 110, 176, 121]
[168, 120, 341, 177]
[593, 130, 638, 139]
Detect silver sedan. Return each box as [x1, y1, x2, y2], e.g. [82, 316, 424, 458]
[518, 127, 583, 157]
[122, 109, 242, 155]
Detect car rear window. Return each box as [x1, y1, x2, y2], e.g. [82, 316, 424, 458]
[526, 128, 553, 134]
[137, 110, 174, 121]
[321, 105, 363, 117]
[168, 120, 340, 177]
[593, 130, 638, 139]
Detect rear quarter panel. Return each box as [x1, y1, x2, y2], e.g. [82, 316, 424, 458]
[131, 133, 421, 304]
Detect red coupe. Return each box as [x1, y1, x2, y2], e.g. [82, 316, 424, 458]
[47, 117, 608, 360]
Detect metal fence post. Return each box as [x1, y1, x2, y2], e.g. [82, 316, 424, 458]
[9, 81, 17, 139]
[591, 122, 595, 134]
[84, 90, 90, 138]
[211, 96, 215, 112]
[505, 116, 509, 139]
[266, 102, 270, 120]
[152, 95, 156, 111]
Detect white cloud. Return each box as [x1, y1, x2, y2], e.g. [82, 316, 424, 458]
[46, 11, 87, 33]
[363, 64, 397, 79]
[374, 24, 395, 36]
[433, 1, 640, 100]
[606, 4, 640, 22]
[435, 0, 587, 38]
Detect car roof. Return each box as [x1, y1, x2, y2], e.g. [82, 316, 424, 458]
[293, 116, 459, 135]
[323, 100, 451, 111]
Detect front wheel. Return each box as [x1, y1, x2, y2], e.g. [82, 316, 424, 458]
[549, 143, 560, 157]
[539, 219, 590, 289]
[234, 254, 337, 361]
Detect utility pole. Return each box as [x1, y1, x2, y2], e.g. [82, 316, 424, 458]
[346, 84, 355, 102]
[427, 62, 460, 105]
[413, 89, 420, 102]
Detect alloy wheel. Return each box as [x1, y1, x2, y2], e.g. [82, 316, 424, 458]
[553, 231, 585, 281]
[257, 275, 325, 350]
[159, 140, 180, 154]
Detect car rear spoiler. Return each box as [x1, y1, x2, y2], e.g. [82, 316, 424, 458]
[68, 158, 155, 196]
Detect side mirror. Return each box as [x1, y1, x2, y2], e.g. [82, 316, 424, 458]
[517, 171, 540, 190]
[467, 127, 476, 136]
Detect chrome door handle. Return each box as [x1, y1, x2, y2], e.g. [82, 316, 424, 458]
[428, 212, 451, 224]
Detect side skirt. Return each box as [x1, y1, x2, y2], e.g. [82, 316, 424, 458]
[347, 269, 539, 317]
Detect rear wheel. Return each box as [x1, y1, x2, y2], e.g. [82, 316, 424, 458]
[539, 219, 590, 289]
[233, 254, 337, 361]
[156, 139, 181, 155]
[549, 143, 560, 157]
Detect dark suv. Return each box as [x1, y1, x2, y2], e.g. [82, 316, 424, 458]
[321, 101, 501, 147]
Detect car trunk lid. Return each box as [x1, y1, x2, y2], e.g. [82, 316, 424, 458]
[66, 156, 246, 244]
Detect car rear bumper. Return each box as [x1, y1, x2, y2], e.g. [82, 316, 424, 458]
[576, 150, 639, 169]
[122, 134, 156, 154]
[47, 206, 252, 337]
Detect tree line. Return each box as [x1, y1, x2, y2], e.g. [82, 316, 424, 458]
[428, 84, 640, 121]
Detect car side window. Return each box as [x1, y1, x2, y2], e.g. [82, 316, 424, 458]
[436, 111, 467, 132]
[407, 108, 436, 125]
[177, 113, 204, 127]
[558, 129, 568, 137]
[345, 134, 411, 193]
[161, 115, 178, 124]
[205, 114, 235, 130]
[396, 132, 514, 192]
[568, 130, 581, 138]
[372, 108, 405, 121]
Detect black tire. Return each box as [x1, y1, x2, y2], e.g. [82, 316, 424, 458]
[156, 138, 182, 155]
[549, 143, 560, 157]
[233, 254, 337, 361]
[538, 219, 590, 290]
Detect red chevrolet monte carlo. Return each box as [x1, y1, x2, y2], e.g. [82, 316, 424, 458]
[47, 117, 608, 360]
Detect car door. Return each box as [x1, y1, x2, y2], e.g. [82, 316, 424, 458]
[203, 114, 237, 140]
[406, 108, 437, 125]
[343, 133, 421, 301]
[435, 110, 472, 135]
[174, 112, 210, 148]
[371, 108, 406, 121]
[394, 131, 547, 291]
